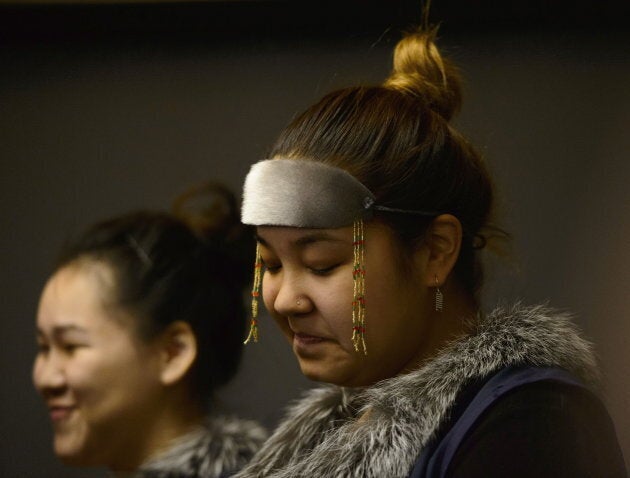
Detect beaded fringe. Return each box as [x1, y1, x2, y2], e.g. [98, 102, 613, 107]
[352, 219, 367, 355]
[244, 242, 262, 344]
[245, 229, 367, 354]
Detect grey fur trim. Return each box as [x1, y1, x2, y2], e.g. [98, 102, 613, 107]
[241, 159, 375, 228]
[116, 415, 268, 478]
[234, 302, 601, 478]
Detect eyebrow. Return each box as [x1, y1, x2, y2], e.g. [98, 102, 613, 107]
[254, 231, 348, 248]
[37, 325, 89, 339]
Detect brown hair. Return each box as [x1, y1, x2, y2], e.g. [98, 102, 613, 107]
[268, 27, 508, 302]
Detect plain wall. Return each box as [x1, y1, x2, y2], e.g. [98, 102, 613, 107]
[1, 3, 628, 476]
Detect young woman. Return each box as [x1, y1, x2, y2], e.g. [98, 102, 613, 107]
[33, 182, 267, 477]
[233, 27, 626, 478]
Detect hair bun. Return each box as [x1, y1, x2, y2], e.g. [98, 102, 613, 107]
[383, 28, 463, 121]
[171, 181, 242, 242]
[172, 181, 255, 288]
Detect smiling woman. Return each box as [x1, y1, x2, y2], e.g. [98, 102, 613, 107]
[32, 182, 267, 477]
[35, 262, 169, 469]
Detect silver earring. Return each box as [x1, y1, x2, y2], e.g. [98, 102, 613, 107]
[435, 276, 443, 312]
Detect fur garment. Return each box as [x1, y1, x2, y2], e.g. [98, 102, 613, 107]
[114, 414, 268, 478]
[234, 302, 601, 478]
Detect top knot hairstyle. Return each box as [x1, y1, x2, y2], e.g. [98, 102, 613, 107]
[384, 27, 462, 121]
[54, 182, 254, 403]
[268, 26, 508, 303]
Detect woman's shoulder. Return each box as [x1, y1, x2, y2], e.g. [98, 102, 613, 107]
[135, 415, 268, 478]
[204, 414, 269, 467]
[442, 367, 627, 478]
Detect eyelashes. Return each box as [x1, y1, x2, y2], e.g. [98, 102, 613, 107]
[264, 264, 282, 274]
[260, 258, 341, 276]
[259, 257, 280, 274]
[309, 264, 341, 276]
[35, 340, 86, 355]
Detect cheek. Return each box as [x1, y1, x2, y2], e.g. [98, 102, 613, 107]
[321, 289, 352, 322]
[314, 273, 354, 337]
[367, 277, 427, 358]
[66, 349, 138, 398]
[64, 356, 105, 398]
[68, 350, 160, 423]
[361, 254, 423, 343]
[261, 273, 278, 312]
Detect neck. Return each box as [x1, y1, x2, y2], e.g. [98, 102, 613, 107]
[109, 391, 206, 473]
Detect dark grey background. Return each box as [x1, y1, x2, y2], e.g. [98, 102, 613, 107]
[1, 1, 628, 476]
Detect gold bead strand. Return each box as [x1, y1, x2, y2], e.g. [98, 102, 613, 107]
[244, 243, 263, 344]
[352, 219, 367, 355]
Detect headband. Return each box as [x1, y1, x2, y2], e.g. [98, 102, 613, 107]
[241, 159, 376, 228]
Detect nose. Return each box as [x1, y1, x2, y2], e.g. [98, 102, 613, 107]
[33, 351, 66, 396]
[267, 270, 312, 318]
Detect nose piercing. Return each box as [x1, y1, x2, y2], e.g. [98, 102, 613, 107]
[296, 298, 302, 306]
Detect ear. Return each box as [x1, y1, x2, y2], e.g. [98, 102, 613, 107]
[157, 321, 198, 386]
[420, 214, 463, 287]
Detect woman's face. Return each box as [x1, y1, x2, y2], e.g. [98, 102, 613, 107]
[32, 261, 164, 470]
[257, 222, 433, 388]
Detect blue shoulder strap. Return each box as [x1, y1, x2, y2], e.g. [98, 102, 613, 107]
[409, 366, 586, 478]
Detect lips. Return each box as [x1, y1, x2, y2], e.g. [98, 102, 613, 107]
[49, 405, 75, 422]
[293, 332, 326, 345]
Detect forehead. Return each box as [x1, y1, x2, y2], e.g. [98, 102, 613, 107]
[255, 226, 352, 248]
[36, 261, 117, 330]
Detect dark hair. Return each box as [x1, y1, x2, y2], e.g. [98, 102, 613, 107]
[54, 181, 254, 402]
[268, 27, 508, 303]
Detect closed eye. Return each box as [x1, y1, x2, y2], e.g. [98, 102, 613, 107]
[260, 258, 282, 274]
[309, 264, 341, 276]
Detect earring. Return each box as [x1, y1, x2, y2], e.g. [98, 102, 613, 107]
[352, 219, 367, 355]
[244, 243, 263, 344]
[435, 275, 443, 312]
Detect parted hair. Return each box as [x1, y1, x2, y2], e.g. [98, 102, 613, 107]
[269, 27, 508, 302]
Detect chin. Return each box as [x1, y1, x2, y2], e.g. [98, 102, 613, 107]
[298, 362, 356, 387]
[300, 362, 332, 383]
[54, 440, 93, 467]
[56, 450, 91, 467]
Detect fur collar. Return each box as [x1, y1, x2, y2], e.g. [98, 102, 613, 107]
[115, 414, 268, 478]
[234, 302, 601, 478]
